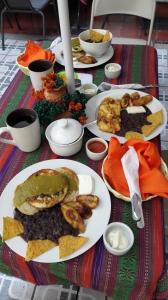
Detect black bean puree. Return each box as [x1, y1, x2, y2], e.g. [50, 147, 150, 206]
[116, 106, 151, 136]
[14, 205, 79, 243]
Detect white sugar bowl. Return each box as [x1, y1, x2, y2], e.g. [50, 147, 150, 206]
[45, 118, 84, 156]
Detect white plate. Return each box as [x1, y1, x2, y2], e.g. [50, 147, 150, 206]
[0, 159, 111, 263]
[85, 89, 167, 143]
[54, 43, 114, 69]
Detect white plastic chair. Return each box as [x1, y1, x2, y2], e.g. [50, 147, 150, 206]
[90, 0, 156, 45]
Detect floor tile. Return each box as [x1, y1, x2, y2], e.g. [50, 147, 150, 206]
[0, 277, 14, 300]
[8, 278, 35, 300]
[78, 287, 106, 300]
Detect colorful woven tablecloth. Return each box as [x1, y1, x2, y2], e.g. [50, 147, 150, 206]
[0, 45, 168, 300]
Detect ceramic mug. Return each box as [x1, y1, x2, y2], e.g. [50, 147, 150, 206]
[28, 59, 53, 91]
[0, 108, 41, 152]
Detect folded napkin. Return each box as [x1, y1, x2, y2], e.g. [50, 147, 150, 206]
[121, 147, 145, 228]
[103, 137, 168, 199]
[18, 40, 55, 67]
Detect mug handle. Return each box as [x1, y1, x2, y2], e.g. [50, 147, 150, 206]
[0, 127, 16, 145]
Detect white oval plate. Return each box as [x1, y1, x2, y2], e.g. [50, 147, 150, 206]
[53, 43, 114, 69]
[0, 159, 111, 263]
[85, 89, 167, 143]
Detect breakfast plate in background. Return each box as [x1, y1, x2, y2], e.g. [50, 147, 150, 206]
[85, 89, 167, 143]
[0, 159, 111, 263]
[53, 43, 114, 69]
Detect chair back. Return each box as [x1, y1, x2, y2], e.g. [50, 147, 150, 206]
[2, 0, 33, 10]
[90, 0, 156, 45]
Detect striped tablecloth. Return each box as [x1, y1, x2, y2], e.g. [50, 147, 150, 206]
[0, 45, 168, 300]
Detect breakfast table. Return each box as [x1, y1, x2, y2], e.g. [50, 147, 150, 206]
[0, 43, 168, 300]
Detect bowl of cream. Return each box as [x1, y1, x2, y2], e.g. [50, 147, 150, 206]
[103, 222, 134, 256]
[81, 83, 98, 99]
[104, 63, 121, 79]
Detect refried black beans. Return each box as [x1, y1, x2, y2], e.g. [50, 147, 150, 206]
[116, 106, 151, 136]
[14, 205, 79, 243]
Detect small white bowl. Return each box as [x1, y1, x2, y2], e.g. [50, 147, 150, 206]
[81, 83, 98, 99]
[85, 137, 108, 161]
[104, 63, 121, 79]
[79, 29, 112, 58]
[103, 222, 134, 256]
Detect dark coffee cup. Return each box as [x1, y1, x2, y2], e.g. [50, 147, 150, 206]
[28, 59, 53, 91]
[0, 108, 41, 152]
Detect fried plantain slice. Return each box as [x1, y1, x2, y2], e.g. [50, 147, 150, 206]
[78, 55, 97, 64]
[61, 204, 85, 233]
[66, 201, 92, 219]
[131, 94, 153, 106]
[76, 195, 99, 209]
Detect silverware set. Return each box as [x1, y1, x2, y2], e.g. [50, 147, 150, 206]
[98, 82, 168, 91]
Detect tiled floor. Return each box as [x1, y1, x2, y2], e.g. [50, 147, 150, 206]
[0, 275, 110, 300]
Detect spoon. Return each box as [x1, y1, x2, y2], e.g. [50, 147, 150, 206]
[83, 106, 99, 128]
[83, 119, 97, 128]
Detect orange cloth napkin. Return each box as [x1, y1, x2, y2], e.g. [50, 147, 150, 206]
[17, 40, 55, 67]
[103, 137, 168, 199]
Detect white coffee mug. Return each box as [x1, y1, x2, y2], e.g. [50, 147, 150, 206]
[0, 108, 41, 152]
[28, 59, 53, 91]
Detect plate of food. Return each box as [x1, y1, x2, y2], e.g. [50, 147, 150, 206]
[53, 42, 114, 69]
[0, 159, 111, 263]
[85, 89, 167, 143]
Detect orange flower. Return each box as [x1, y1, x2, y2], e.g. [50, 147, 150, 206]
[68, 101, 76, 111]
[32, 88, 45, 100]
[75, 102, 82, 111]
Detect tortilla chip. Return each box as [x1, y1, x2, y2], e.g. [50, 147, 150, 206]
[90, 30, 103, 43]
[25, 240, 56, 261]
[59, 235, 88, 258]
[125, 131, 143, 140]
[102, 31, 110, 42]
[71, 38, 80, 48]
[147, 110, 163, 125]
[2, 217, 24, 241]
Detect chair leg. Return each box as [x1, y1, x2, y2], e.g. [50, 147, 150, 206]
[52, 0, 60, 35]
[1, 8, 6, 50]
[6, 14, 13, 28]
[14, 13, 22, 30]
[102, 15, 109, 29]
[38, 11, 45, 40]
[76, 0, 81, 33]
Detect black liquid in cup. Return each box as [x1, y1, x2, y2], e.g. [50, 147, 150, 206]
[28, 59, 53, 72]
[7, 108, 37, 128]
